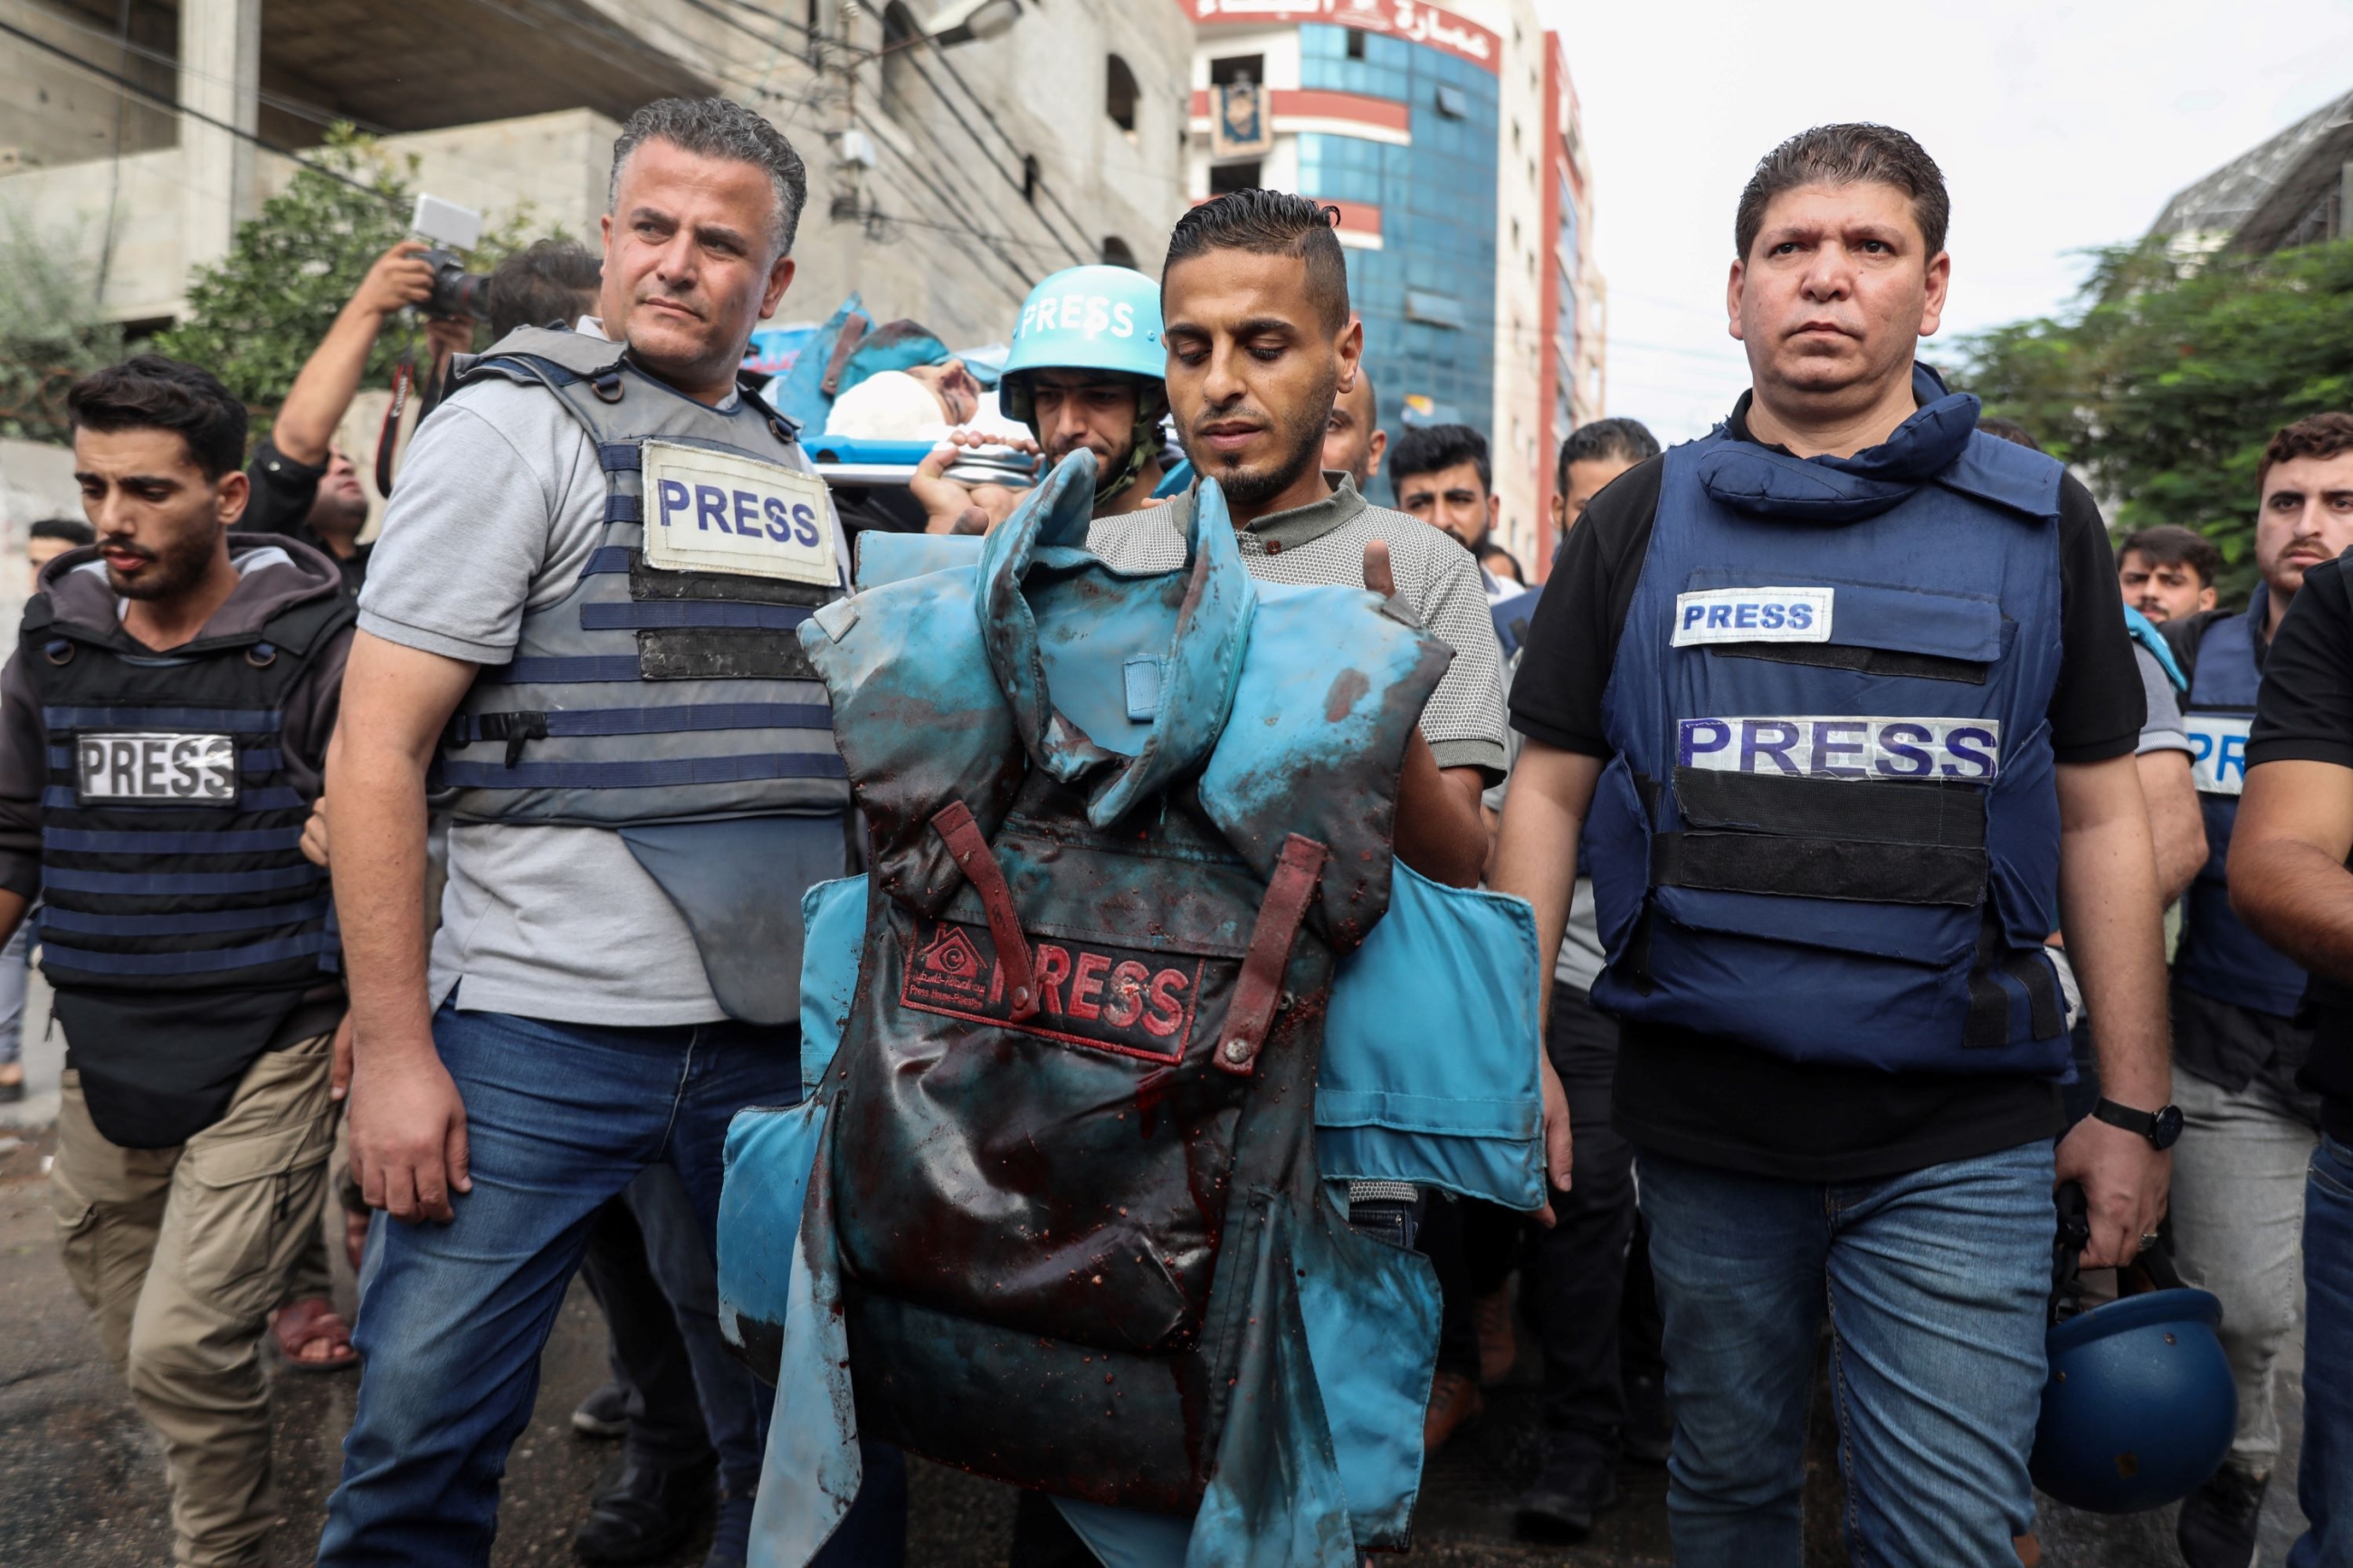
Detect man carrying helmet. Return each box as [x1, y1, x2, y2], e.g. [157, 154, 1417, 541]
[912, 265, 1169, 531]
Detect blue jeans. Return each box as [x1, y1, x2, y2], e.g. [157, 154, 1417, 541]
[2291, 1133, 2353, 1568]
[1639, 1141, 2054, 1568]
[318, 1003, 814, 1565]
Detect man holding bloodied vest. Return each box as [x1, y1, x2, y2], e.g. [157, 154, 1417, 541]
[1491, 124, 2173, 1564]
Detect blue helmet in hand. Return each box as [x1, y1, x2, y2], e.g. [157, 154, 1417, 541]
[2029, 1183, 2235, 1514]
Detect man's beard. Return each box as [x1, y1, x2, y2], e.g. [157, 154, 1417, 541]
[1189, 381, 1331, 509]
[1048, 428, 1132, 471]
[105, 533, 214, 602]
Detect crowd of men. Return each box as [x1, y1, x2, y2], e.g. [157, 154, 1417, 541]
[20, 90, 2353, 1568]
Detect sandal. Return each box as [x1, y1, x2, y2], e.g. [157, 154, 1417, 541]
[269, 1296, 358, 1373]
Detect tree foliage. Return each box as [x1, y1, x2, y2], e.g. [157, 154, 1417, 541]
[154, 127, 548, 431]
[153, 128, 414, 419]
[1958, 237, 2353, 601]
[0, 206, 126, 443]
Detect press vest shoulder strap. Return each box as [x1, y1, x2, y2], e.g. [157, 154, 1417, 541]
[2122, 604, 2189, 693]
[1935, 429, 2065, 521]
[465, 325, 628, 383]
[2184, 606, 2262, 710]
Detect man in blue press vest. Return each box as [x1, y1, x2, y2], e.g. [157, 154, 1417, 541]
[317, 99, 896, 1568]
[1492, 124, 2174, 1565]
[2159, 413, 2353, 1568]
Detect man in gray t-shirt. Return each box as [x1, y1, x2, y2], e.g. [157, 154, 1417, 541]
[318, 102, 900, 1567]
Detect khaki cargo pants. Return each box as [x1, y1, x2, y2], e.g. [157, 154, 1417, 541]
[50, 1031, 337, 1568]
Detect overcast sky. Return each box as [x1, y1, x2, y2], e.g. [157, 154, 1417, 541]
[1533, 1, 2353, 442]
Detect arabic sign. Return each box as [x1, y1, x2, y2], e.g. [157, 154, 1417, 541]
[1181, 0, 1500, 75]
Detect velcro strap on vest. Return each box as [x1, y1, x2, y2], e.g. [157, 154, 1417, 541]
[1675, 767, 1986, 848]
[598, 442, 642, 472]
[1214, 834, 1329, 1079]
[605, 493, 642, 523]
[1965, 918, 2065, 1048]
[930, 800, 1038, 1022]
[1652, 832, 1986, 906]
[1705, 641, 1991, 685]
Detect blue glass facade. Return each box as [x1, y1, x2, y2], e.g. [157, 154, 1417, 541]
[1294, 24, 1498, 478]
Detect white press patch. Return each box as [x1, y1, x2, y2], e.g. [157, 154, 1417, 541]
[76, 732, 237, 804]
[640, 440, 839, 586]
[2186, 714, 2252, 797]
[1671, 586, 1834, 646]
[1677, 716, 2001, 781]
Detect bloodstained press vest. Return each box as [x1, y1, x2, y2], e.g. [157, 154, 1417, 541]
[23, 551, 352, 1146]
[436, 328, 853, 1022]
[1585, 372, 2073, 1076]
[2174, 604, 2308, 1017]
[744, 454, 1475, 1563]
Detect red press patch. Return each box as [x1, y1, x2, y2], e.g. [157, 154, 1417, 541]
[900, 917, 1213, 1064]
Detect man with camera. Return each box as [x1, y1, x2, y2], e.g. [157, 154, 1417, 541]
[243, 240, 473, 595]
[317, 98, 892, 1568]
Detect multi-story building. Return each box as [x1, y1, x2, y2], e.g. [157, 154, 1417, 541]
[2149, 85, 2353, 257]
[0, 0, 1192, 347]
[1180, 0, 1605, 575]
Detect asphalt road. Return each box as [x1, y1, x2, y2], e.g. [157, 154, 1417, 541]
[0, 972, 2317, 1566]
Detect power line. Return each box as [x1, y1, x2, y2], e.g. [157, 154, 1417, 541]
[915, 31, 1102, 264]
[0, 16, 404, 210]
[891, 43, 1090, 268]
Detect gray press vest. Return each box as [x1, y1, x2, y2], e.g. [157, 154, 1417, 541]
[437, 327, 854, 1023]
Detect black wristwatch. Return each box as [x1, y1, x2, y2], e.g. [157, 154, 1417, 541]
[2091, 1098, 2184, 1151]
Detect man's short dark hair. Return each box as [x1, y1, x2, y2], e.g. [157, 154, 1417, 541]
[1555, 417, 1660, 490]
[1389, 423, 1490, 498]
[611, 97, 807, 256]
[1163, 189, 1350, 334]
[1977, 416, 2043, 451]
[2119, 524, 2222, 589]
[1734, 123, 1949, 261]
[486, 239, 604, 340]
[28, 517, 94, 546]
[2259, 412, 2353, 492]
[66, 355, 247, 480]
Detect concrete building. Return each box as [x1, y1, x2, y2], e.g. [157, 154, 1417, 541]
[0, 0, 1193, 347]
[1180, 0, 1605, 574]
[2150, 85, 2353, 257]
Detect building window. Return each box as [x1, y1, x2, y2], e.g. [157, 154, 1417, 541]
[1210, 160, 1262, 196]
[1107, 53, 1139, 134]
[1023, 154, 1040, 204]
[1434, 83, 1469, 119]
[880, 3, 922, 112]
[1210, 54, 1262, 88]
[1405, 290, 1466, 329]
[1102, 236, 1138, 269]
[1345, 27, 1366, 60]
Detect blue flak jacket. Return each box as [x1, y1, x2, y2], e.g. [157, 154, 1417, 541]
[717, 454, 1545, 1568]
[2175, 603, 2309, 1017]
[1584, 366, 2074, 1078]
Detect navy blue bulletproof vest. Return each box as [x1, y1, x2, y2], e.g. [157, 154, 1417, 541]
[1585, 379, 2072, 1076]
[2175, 604, 2307, 1017]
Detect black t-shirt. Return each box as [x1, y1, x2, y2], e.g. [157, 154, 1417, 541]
[244, 439, 369, 596]
[1510, 394, 2147, 1181]
[2244, 555, 2353, 1140]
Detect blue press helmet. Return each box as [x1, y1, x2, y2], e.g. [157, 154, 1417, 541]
[2029, 1184, 2236, 1514]
[998, 265, 1167, 424]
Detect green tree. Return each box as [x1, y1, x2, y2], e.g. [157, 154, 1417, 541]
[155, 126, 549, 432]
[0, 206, 126, 443]
[1959, 237, 2353, 601]
[154, 127, 413, 420]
